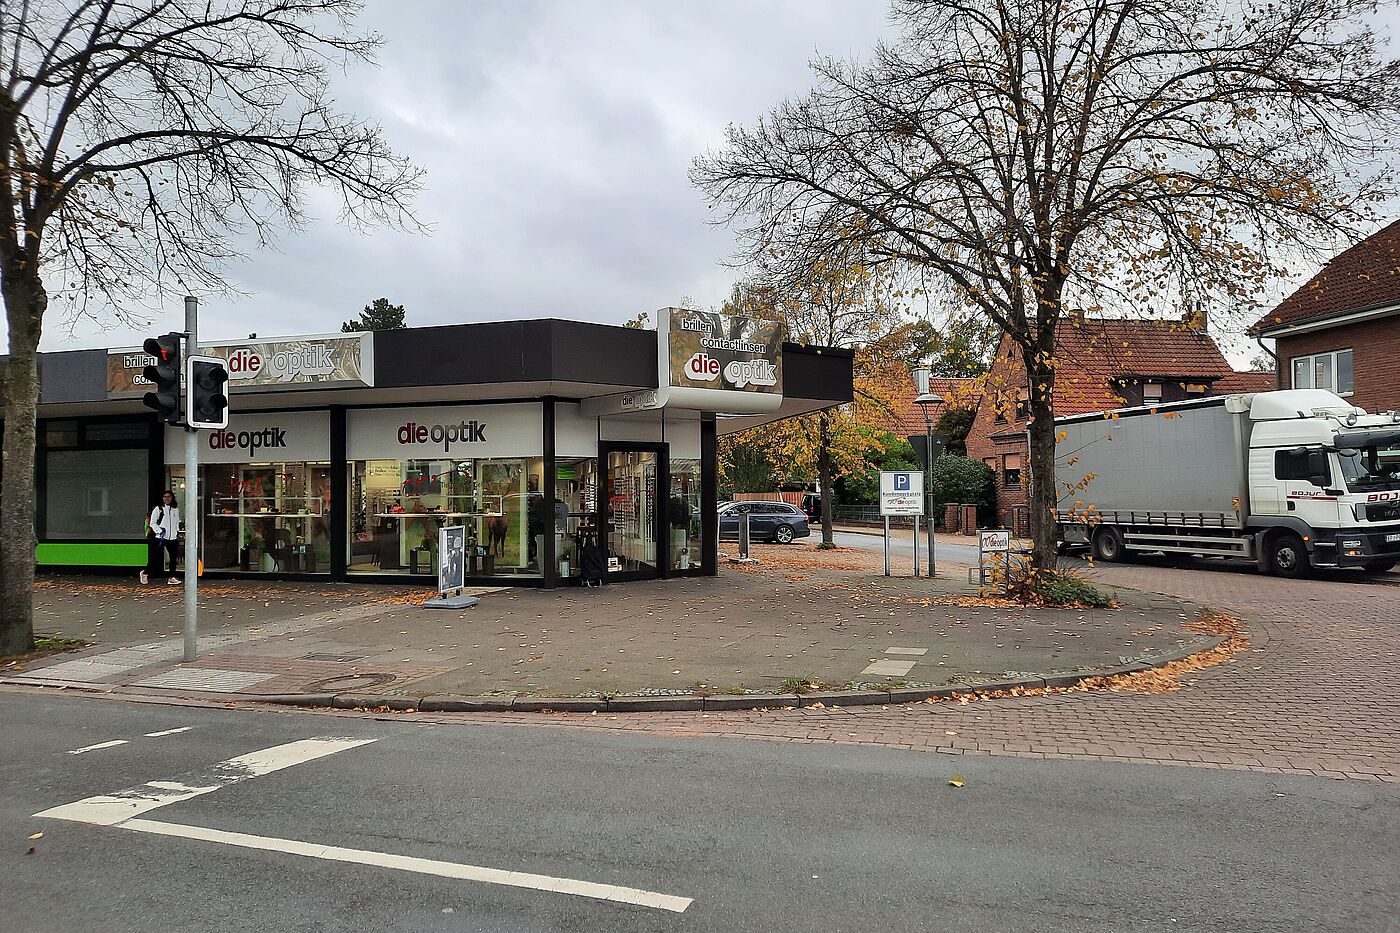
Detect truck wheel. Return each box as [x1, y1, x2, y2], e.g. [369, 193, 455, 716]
[1268, 534, 1311, 579]
[1362, 558, 1397, 574]
[1091, 528, 1128, 563]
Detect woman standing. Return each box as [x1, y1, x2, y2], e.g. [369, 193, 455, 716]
[141, 490, 181, 585]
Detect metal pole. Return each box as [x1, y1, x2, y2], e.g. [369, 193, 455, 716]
[926, 413, 936, 577]
[913, 513, 920, 577]
[183, 295, 199, 662]
[883, 515, 890, 577]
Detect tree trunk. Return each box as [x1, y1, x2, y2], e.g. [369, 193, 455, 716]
[817, 415, 834, 546]
[1023, 335, 1058, 572]
[1, 272, 45, 655]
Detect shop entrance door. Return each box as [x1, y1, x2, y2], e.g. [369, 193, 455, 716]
[601, 445, 667, 581]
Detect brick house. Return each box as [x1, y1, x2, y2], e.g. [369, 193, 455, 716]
[876, 372, 981, 439]
[965, 315, 1265, 530]
[1250, 219, 1400, 414]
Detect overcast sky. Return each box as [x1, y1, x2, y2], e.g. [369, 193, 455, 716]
[15, 1, 1398, 366]
[25, 1, 898, 352]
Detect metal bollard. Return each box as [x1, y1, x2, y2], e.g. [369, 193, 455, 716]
[729, 512, 758, 564]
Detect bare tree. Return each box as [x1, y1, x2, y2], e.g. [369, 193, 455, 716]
[693, 0, 1400, 570]
[0, 0, 423, 654]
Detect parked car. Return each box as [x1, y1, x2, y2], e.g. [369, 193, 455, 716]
[718, 501, 811, 544]
[800, 492, 823, 525]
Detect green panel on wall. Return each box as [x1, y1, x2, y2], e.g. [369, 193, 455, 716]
[36, 542, 147, 567]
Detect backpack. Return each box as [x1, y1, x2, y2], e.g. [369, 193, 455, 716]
[579, 533, 606, 587]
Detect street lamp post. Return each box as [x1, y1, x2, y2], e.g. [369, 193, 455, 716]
[912, 365, 944, 577]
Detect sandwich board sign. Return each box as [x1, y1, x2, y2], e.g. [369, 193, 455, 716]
[880, 471, 924, 516]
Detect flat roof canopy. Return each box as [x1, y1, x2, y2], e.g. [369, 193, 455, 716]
[3, 318, 853, 428]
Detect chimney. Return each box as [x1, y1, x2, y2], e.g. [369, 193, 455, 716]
[1182, 305, 1208, 333]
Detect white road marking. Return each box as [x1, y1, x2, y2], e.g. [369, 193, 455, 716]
[121, 818, 692, 913]
[144, 727, 193, 738]
[884, 647, 929, 656]
[37, 738, 376, 826]
[67, 740, 129, 756]
[861, 659, 916, 677]
[37, 735, 693, 912]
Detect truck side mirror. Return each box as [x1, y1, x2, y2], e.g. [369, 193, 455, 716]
[1306, 450, 1331, 486]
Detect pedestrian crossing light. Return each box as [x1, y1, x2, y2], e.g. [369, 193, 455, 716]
[186, 356, 230, 429]
[141, 333, 184, 425]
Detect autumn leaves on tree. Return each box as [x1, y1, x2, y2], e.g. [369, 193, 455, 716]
[693, 0, 1400, 569]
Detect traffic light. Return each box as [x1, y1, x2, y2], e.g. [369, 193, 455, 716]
[141, 333, 183, 425]
[186, 356, 230, 429]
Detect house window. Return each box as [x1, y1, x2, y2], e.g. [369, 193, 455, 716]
[1142, 381, 1163, 405]
[1291, 349, 1354, 395]
[1014, 399, 1028, 420]
[1003, 453, 1022, 487]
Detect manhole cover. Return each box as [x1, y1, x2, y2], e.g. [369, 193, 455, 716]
[302, 672, 397, 692]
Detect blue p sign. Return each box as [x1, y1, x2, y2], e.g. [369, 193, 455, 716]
[894, 473, 911, 491]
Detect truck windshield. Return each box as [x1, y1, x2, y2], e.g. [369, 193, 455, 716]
[1338, 443, 1400, 491]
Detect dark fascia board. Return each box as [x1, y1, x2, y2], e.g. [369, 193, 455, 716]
[2, 322, 853, 411]
[373, 318, 656, 389]
[0, 348, 109, 409]
[781, 342, 854, 404]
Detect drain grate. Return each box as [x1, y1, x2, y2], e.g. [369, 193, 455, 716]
[299, 653, 368, 663]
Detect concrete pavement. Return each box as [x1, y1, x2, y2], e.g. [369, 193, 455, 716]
[14, 563, 1211, 701]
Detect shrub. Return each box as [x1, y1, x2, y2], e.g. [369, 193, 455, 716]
[1006, 567, 1113, 607]
[931, 454, 995, 509]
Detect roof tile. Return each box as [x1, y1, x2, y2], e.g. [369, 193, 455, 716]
[1252, 219, 1400, 332]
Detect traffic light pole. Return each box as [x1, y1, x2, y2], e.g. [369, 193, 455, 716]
[183, 296, 200, 662]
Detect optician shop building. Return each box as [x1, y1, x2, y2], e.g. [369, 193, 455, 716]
[1, 311, 852, 587]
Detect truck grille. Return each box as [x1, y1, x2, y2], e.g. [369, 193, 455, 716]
[1365, 502, 1400, 522]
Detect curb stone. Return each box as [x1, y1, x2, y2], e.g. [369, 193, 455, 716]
[797, 690, 892, 708]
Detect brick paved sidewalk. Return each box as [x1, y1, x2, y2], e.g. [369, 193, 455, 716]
[384, 559, 1400, 783]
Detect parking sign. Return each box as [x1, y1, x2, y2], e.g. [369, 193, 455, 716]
[880, 471, 924, 516]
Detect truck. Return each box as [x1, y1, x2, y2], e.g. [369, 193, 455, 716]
[1054, 389, 1400, 577]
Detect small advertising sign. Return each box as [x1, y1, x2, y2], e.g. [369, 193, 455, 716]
[108, 332, 372, 397]
[979, 529, 1011, 552]
[438, 525, 466, 593]
[666, 309, 782, 395]
[879, 471, 924, 516]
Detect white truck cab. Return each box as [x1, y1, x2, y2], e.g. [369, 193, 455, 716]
[1240, 390, 1400, 574]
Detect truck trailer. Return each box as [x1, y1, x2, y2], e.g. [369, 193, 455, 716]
[1054, 389, 1400, 577]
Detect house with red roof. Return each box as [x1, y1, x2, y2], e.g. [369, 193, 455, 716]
[1250, 219, 1400, 414]
[867, 368, 981, 438]
[964, 314, 1264, 528]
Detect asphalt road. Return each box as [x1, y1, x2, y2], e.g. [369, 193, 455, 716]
[5, 692, 1396, 932]
[803, 527, 983, 566]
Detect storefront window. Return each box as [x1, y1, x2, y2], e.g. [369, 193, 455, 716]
[669, 458, 701, 572]
[191, 461, 333, 573]
[45, 447, 148, 540]
[554, 457, 599, 578]
[349, 457, 545, 577]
